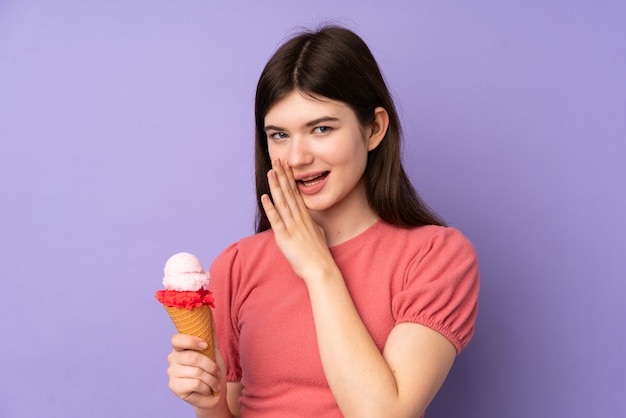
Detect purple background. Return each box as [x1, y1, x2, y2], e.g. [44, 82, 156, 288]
[1, 1, 625, 417]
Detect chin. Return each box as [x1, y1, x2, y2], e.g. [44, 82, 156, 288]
[301, 198, 332, 213]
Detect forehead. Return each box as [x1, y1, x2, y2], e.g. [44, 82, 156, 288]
[264, 90, 354, 125]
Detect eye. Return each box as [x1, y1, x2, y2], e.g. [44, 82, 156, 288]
[269, 132, 288, 140]
[313, 126, 332, 134]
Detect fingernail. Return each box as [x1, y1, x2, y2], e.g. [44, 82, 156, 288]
[199, 341, 208, 349]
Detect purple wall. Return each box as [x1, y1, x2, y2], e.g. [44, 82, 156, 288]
[1, 1, 624, 417]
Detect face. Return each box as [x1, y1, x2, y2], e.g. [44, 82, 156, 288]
[264, 90, 376, 218]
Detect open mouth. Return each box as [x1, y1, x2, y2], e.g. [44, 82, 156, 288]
[298, 171, 329, 187]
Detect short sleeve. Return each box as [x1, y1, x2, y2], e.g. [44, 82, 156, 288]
[392, 227, 480, 353]
[208, 242, 243, 382]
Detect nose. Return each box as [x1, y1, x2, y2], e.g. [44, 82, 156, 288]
[286, 137, 314, 167]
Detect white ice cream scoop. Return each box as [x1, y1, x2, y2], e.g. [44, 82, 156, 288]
[162, 252, 209, 291]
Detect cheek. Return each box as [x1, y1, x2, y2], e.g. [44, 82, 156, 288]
[348, 140, 370, 176]
[266, 143, 281, 161]
[338, 135, 370, 164]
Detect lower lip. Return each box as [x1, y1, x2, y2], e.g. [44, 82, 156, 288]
[297, 174, 328, 195]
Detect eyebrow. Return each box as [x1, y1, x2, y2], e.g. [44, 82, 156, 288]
[264, 116, 340, 132]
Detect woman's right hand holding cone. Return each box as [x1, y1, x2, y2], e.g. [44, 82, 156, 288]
[167, 334, 231, 417]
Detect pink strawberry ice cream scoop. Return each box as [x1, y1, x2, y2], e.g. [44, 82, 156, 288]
[155, 252, 215, 310]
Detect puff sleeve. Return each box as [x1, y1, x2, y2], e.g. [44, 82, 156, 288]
[392, 227, 480, 353]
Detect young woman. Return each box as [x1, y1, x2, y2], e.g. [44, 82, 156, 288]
[167, 25, 479, 418]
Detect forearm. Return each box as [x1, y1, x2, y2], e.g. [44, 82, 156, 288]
[305, 267, 408, 417]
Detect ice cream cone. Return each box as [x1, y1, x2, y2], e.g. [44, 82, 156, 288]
[164, 304, 215, 360]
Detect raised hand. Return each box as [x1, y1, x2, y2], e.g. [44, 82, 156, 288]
[260, 159, 335, 282]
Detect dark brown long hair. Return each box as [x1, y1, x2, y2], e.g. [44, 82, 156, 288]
[254, 25, 445, 232]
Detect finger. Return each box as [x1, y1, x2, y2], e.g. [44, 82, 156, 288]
[168, 361, 221, 390]
[171, 333, 210, 352]
[169, 336, 221, 385]
[261, 193, 286, 233]
[169, 373, 215, 401]
[169, 348, 221, 378]
[179, 389, 217, 408]
[281, 160, 299, 194]
[273, 159, 299, 210]
[281, 160, 309, 219]
[267, 166, 295, 223]
[270, 159, 306, 227]
[168, 353, 222, 396]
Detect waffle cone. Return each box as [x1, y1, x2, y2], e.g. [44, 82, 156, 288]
[164, 304, 214, 360]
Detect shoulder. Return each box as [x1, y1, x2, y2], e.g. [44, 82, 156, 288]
[210, 229, 279, 271]
[411, 225, 479, 280]
[216, 228, 275, 254]
[378, 222, 477, 259]
[421, 225, 477, 257]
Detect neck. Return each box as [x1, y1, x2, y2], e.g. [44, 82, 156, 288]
[310, 186, 379, 248]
